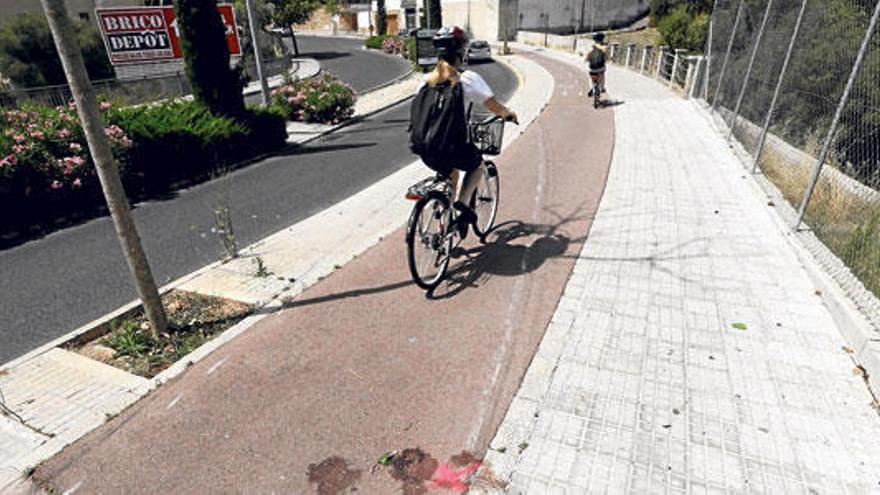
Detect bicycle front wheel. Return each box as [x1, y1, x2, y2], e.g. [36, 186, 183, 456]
[406, 195, 453, 290]
[471, 161, 500, 239]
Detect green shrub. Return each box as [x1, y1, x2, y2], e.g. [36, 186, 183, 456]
[365, 35, 392, 50]
[658, 5, 709, 52]
[270, 74, 355, 124]
[0, 12, 114, 88]
[112, 99, 285, 189]
[0, 98, 286, 235]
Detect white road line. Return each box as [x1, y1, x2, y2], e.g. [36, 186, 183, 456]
[206, 356, 229, 375]
[62, 480, 82, 495]
[166, 394, 182, 410]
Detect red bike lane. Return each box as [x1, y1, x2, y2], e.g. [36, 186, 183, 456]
[35, 54, 615, 494]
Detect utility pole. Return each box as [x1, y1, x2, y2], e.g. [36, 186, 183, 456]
[245, 0, 269, 106]
[40, 0, 168, 339]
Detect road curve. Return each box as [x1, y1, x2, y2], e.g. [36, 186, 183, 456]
[35, 53, 616, 494]
[294, 36, 413, 94]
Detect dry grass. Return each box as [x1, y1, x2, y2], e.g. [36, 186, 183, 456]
[759, 146, 880, 297]
[607, 28, 661, 48]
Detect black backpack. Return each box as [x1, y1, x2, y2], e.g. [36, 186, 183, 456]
[588, 47, 606, 70]
[409, 81, 468, 175]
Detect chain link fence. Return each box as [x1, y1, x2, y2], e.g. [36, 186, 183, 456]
[704, 0, 880, 317]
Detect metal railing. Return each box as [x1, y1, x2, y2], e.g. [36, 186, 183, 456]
[0, 56, 292, 109]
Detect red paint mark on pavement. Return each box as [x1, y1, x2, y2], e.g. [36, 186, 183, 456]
[431, 461, 481, 492]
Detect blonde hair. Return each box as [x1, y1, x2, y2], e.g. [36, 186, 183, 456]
[426, 58, 460, 87]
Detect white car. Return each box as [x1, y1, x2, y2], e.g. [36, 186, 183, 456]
[466, 40, 492, 63]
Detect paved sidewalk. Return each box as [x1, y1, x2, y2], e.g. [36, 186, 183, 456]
[481, 55, 880, 492]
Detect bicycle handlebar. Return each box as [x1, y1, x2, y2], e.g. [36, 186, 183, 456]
[478, 115, 519, 125]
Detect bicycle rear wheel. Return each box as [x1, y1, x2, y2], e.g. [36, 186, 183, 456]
[471, 161, 499, 239]
[406, 195, 453, 290]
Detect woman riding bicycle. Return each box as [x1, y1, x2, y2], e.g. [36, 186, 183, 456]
[423, 26, 518, 239]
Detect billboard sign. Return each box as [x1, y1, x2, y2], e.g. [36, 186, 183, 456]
[96, 5, 240, 66]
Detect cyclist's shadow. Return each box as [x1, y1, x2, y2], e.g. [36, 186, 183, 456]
[427, 217, 584, 300]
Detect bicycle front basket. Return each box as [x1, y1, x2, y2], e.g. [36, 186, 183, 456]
[470, 119, 505, 156]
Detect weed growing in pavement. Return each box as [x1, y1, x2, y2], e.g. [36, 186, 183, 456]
[105, 319, 152, 357]
[211, 173, 238, 261]
[253, 256, 272, 277]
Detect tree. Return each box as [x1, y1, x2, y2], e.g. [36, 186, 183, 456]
[174, 0, 245, 117]
[377, 0, 388, 35]
[263, 0, 336, 55]
[40, 0, 168, 339]
[0, 12, 113, 88]
[658, 5, 710, 51]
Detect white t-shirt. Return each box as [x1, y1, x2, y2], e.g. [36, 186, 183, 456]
[420, 69, 495, 109]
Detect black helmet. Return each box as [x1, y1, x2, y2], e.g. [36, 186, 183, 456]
[593, 32, 606, 44]
[433, 26, 468, 59]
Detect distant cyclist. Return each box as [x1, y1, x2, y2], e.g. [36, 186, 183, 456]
[409, 26, 518, 239]
[586, 32, 608, 97]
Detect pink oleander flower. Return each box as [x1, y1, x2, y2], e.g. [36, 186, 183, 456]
[69, 142, 82, 152]
[100, 101, 111, 110]
[29, 130, 45, 140]
[287, 96, 296, 102]
[64, 156, 85, 167]
[51, 180, 62, 189]
[12, 144, 25, 154]
[13, 134, 25, 143]
[73, 178, 82, 187]
[56, 128, 71, 139]
[4, 129, 14, 137]
[0, 154, 16, 167]
[120, 136, 132, 147]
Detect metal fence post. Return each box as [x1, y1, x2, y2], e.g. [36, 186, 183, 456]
[685, 56, 700, 98]
[656, 46, 668, 78]
[712, 0, 745, 111]
[704, 0, 719, 100]
[670, 49, 687, 87]
[752, 0, 809, 173]
[796, 0, 880, 229]
[625, 43, 634, 67]
[728, 0, 774, 141]
[640, 45, 650, 73]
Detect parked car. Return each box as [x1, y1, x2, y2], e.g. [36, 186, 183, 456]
[466, 40, 492, 63]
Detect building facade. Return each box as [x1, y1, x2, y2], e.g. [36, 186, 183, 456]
[442, 0, 649, 41]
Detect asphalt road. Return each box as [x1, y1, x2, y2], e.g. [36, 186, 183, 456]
[0, 42, 517, 364]
[294, 36, 413, 93]
[245, 36, 411, 106]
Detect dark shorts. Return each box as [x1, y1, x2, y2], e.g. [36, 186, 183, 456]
[424, 144, 483, 176]
[454, 144, 483, 173]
